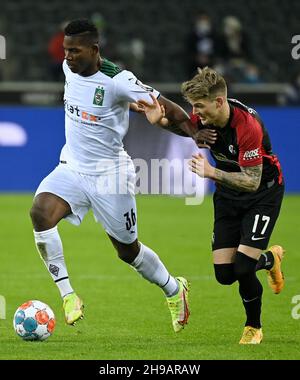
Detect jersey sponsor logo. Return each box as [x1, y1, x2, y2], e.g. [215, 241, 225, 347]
[243, 148, 260, 160]
[64, 100, 101, 123]
[93, 86, 105, 106]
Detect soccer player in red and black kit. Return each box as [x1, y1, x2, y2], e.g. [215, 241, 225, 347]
[139, 67, 285, 344]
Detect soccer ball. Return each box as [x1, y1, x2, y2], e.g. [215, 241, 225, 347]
[13, 300, 56, 341]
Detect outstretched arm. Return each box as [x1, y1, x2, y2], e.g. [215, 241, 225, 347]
[138, 94, 192, 137]
[189, 153, 262, 192]
[138, 94, 217, 147]
[158, 95, 197, 137]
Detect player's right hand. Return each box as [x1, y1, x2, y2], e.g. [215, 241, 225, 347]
[137, 94, 167, 125]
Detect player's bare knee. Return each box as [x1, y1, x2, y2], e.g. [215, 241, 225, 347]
[108, 235, 139, 263]
[118, 251, 131, 263]
[118, 243, 140, 264]
[30, 204, 44, 224]
[30, 204, 53, 231]
[117, 247, 139, 264]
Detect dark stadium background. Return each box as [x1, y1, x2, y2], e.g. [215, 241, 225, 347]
[0, 0, 299, 362]
[0, 0, 299, 193]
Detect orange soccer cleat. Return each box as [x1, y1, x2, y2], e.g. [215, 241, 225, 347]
[266, 245, 285, 294]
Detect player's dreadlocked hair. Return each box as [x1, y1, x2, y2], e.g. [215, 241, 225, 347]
[64, 19, 99, 45]
[181, 67, 227, 102]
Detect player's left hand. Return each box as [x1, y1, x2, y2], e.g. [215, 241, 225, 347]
[188, 153, 215, 179]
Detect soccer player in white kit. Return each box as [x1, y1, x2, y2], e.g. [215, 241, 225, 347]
[30, 19, 194, 332]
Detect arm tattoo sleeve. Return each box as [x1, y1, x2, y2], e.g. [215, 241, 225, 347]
[214, 164, 263, 192]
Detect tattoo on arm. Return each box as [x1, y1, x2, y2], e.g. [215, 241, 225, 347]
[214, 164, 263, 192]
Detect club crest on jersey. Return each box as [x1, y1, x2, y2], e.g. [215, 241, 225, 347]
[93, 86, 105, 106]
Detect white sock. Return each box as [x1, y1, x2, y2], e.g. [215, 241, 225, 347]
[131, 243, 178, 297]
[33, 226, 74, 298]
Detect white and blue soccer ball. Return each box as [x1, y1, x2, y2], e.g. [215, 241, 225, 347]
[13, 300, 56, 341]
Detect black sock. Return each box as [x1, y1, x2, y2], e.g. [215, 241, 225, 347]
[242, 297, 262, 329]
[256, 251, 274, 271]
[235, 252, 263, 329]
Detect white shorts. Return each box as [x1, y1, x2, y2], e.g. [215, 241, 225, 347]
[35, 163, 138, 244]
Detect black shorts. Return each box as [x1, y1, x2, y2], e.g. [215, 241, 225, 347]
[212, 182, 284, 251]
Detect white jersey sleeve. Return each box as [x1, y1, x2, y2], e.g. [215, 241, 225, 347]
[114, 70, 160, 103]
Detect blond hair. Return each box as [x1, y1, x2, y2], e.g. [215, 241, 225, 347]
[181, 67, 227, 102]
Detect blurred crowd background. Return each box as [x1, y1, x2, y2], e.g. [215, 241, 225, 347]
[0, 0, 299, 88]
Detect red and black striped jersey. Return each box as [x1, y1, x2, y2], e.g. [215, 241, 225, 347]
[191, 98, 283, 198]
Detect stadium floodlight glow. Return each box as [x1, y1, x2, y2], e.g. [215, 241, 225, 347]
[0, 35, 6, 60]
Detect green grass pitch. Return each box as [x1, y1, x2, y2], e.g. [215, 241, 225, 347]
[0, 194, 299, 360]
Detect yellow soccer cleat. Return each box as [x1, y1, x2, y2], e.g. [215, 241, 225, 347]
[166, 277, 190, 333]
[267, 245, 285, 294]
[63, 293, 84, 325]
[239, 326, 263, 344]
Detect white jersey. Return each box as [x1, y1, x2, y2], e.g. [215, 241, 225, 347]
[61, 59, 160, 174]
